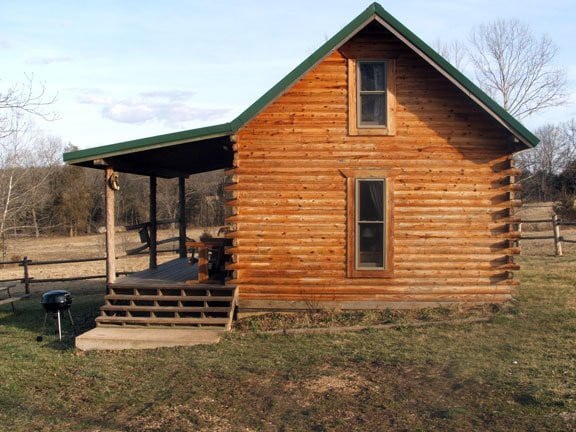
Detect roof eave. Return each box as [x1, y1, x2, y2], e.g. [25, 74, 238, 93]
[63, 122, 234, 165]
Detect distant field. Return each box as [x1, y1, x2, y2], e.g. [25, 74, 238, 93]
[0, 210, 575, 431]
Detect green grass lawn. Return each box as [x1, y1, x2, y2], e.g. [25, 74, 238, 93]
[1, 255, 575, 432]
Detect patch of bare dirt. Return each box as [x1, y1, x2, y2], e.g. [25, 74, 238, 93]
[305, 371, 375, 395]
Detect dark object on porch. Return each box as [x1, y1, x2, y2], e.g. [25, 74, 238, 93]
[37, 290, 75, 342]
[187, 237, 232, 283]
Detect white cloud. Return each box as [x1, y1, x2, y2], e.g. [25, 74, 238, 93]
[76, 88, 229, 125]
[140, 90, 196, 101]
[103, 103, 155, 123]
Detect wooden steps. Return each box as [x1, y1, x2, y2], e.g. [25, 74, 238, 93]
[96, 283, 237, 330]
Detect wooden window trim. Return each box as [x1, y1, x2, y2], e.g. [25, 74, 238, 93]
[341, 169, 394, 278]
[348, 59, 396, 136]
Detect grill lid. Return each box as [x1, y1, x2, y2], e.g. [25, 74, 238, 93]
[41, 290, 72, 312]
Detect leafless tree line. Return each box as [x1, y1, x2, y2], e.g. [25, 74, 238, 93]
[516, 120, 576, 208]
[0, 143, 227, 253]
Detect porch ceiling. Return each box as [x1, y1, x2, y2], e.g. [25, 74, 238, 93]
[70, 135, 234, 178]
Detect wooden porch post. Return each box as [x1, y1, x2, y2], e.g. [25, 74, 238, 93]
[178, 176, 187, 258]
[149, 176, 157, 269]
[105, 167, 116, 284]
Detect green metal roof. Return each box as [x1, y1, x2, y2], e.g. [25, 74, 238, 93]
[64, 2, 538, 166]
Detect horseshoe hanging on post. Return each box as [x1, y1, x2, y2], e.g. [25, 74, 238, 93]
[108, 172, 120, 191]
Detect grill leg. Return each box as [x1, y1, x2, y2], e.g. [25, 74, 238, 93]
[40, 313, 48, 335]
[67, 309, 74, 326]
[57, 311, 62, 341]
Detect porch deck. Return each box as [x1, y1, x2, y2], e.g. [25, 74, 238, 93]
[116, 257, 199, 286]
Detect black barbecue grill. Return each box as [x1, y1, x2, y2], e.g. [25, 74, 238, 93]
[37, 290, 74, 341]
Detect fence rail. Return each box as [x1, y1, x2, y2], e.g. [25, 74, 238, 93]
[0, 248, 179, 294]
[519, 215, 576, 256]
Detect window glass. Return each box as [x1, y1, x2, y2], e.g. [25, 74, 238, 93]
[359, 180, 384, 221]
[359, 62, 386, 91]
[356, 179, 386, 269]
[360, 94, 386, 125]
[358, 61, 387, 126]
[358, 223, 384, 268]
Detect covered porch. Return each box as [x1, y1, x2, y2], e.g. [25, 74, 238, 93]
[64, 126, 238, 347]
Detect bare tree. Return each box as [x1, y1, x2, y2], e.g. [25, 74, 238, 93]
[433, 39, 468, 70]
[468, 19, 567, 118]
[0, 125, 63, 254]
[0, 75, 56, 139]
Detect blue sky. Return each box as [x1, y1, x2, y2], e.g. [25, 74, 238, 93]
[1, 0, 575, 149]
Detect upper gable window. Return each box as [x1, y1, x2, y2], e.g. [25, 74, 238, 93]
[348, 59, 396, 136]
[358, 61, 387, 126]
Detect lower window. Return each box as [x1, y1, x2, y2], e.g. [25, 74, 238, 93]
[342, 169, 393, 278]
[356, 179, 386, 269]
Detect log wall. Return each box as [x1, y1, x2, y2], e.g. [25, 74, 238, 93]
[227, 23, 519, 310]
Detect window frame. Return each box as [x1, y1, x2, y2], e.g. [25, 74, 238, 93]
[348, 58, 396, 136]
[341, 169, 394, 278]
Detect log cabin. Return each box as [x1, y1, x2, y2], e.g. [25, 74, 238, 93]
[64, 3, 538, 344]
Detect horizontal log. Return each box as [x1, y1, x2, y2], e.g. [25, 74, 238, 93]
[227, 215, 346, 223]
[235, 238, 346, 246]
[227, 246, 344, 255]
[228, 245, 519, 256]
[230, 205, 517, 219]
[232, 190, 345, 199]
[238, 285, 513, 296]
[227, 181, 518, 194]
[236, 150, 507, 162]
[229, 261, 517, 271]
[227, 197, 345, 207]
[238, 292, 513, 303]
[235, 253, 513, 263]
[230, 223, 345, 231]
[237, 159, 513, 171]
[231, 276, 515, 286]
[236, 268, 512, 279]
[236, 141, 509, 153]
[230, 231, 345, 240]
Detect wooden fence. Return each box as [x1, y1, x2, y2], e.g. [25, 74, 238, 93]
[519, 215, 576, 256]
[0, 218, 190, 293]
[0, 248, 179, 294]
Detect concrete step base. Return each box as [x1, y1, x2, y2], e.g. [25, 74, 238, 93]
[75, 327, 225, 351]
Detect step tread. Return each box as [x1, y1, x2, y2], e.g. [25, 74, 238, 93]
[100, 305, 231, 313]
[95, 316, 229, 325]
[111, 283, 235, 290]
[104, 294, 234, 302]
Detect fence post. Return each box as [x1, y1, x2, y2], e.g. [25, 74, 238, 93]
[23, 256, 30, 294]
[553, 215, 563, 257]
